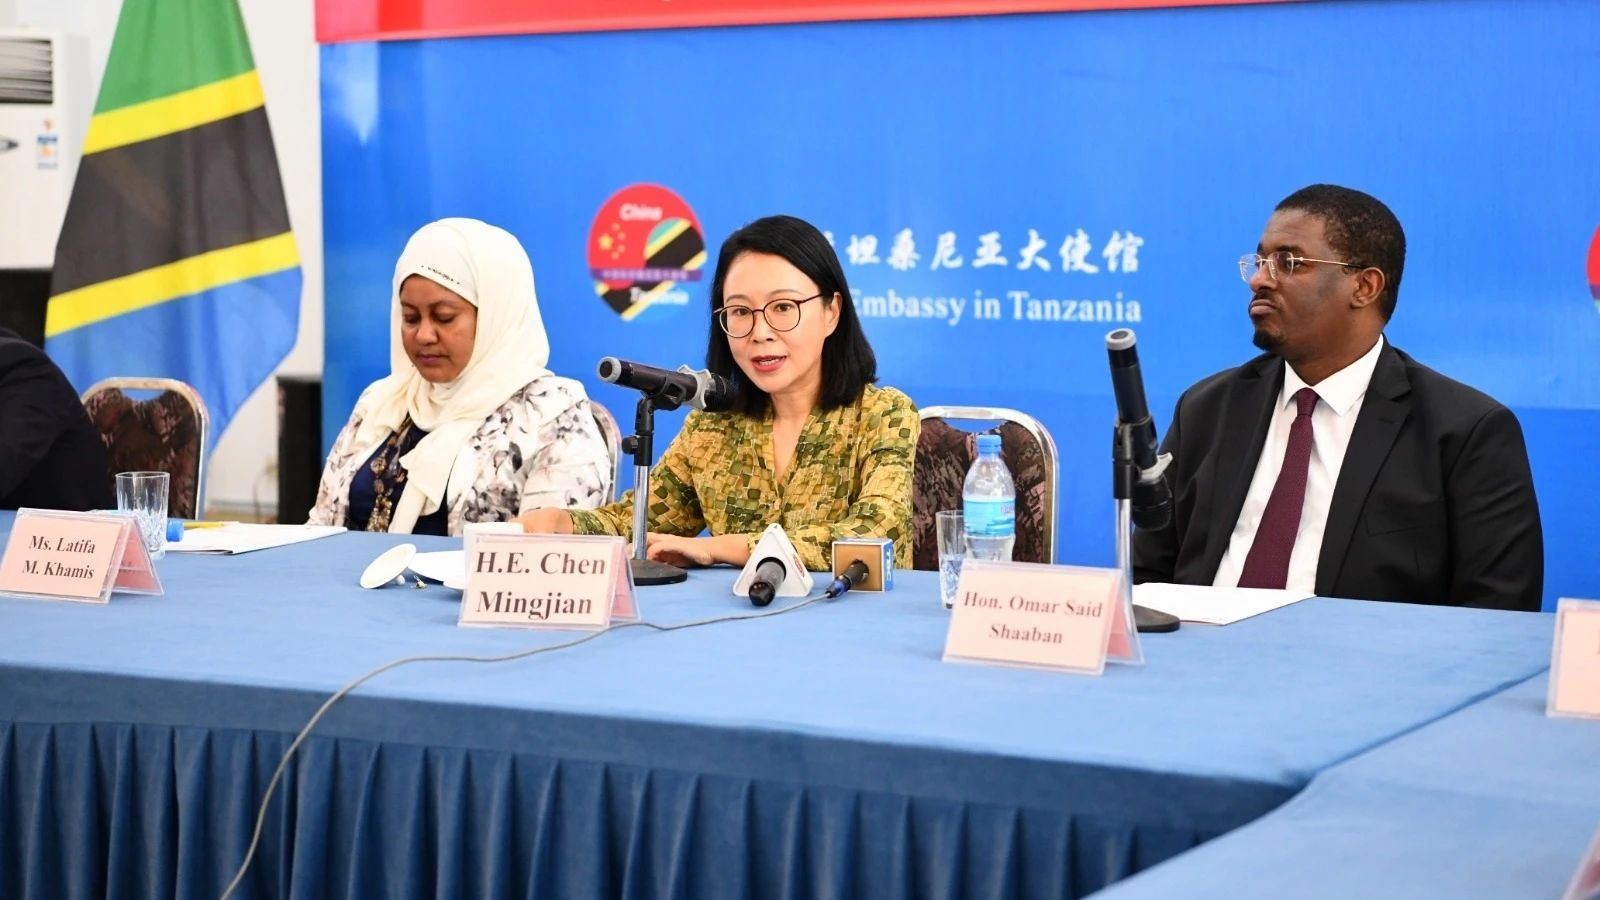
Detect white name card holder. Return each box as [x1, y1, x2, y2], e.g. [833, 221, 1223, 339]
[1548, 598, 1600, 721]
[732, 523, 814, 598]
[1561, 821, 1600, 900]
[0, 508, 162, 604]
[459, 532, 637, 631]
[942, 558, 1140, 676]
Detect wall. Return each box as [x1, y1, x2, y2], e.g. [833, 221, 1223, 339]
[319, 0, 1600, 610]
[7, 0, 323, 515]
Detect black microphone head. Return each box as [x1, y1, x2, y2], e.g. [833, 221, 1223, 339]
[1106, 329, 1138, 368]
[699, 371, 737, 413]
[1132, 479, 1172, 530]
[749, 581, 775, 607]
[597, 357, 623, 383]
[842, 559, 869, 587]
[749, 556, 786, 606]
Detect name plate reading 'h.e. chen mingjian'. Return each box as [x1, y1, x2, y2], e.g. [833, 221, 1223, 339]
[942, 558, 1129, 675]
[459, 532, 636, 631]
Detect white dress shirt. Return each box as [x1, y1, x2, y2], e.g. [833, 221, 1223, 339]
[1212, 336, 1387, 594]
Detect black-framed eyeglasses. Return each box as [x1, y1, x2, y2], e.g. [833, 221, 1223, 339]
[715, 294, 824, 338]
[1239, 251, 1366, 283]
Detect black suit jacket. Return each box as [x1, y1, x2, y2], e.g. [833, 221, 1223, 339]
[1133, 342, 1544, 612]
[0, 328, 114, 511]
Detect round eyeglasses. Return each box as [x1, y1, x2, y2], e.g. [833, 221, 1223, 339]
[1239, 251, 1364, 283]
[716, 294, 823, 338]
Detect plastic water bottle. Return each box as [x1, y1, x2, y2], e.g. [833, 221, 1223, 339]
[963, 434, 1016, 561]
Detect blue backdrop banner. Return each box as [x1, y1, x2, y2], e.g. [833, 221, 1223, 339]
[320, 0, 1600, 608]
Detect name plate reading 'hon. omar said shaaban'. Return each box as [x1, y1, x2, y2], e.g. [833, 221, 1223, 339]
[943, 558, 1127, 675]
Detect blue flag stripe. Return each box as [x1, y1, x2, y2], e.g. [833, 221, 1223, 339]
[45, 267, 302, 449]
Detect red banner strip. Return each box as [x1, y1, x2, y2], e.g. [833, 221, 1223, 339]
[317, 0, 1315, 44]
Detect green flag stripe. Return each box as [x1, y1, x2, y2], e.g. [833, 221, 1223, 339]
[94, 0, 256, 113]
[51, 107, 292, 295]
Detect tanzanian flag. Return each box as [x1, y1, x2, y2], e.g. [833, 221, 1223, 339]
[45, 0, 301, 448]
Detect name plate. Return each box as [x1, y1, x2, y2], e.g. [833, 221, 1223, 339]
[1562, 822, 1600, 900]
[459, 533, 636, 630]
[0, 509, 162, 603]
[943, 559, 1128, 675]
[1549, 598, 1600, 721]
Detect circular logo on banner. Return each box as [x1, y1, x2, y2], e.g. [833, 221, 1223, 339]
[1588, 224, 1600, 311]
[588, 185, 707, 322]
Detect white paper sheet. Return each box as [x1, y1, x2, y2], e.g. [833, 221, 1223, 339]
[1132, 582, 1312, 625]
[165, 523, 347, 555]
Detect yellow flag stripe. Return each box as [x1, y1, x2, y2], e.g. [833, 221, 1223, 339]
[619, 249, 708, 321]
[46, 233, 300, 337]
[620, 282, 675, 321]
[82, 71, 265, 155]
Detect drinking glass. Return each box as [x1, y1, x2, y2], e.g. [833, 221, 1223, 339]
[936, 510, 968, 610]
[116, 471, 170, 561]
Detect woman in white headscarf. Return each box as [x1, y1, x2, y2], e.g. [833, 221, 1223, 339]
[309, 218, 612, 535]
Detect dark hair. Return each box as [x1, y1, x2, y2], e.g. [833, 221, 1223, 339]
[705, 215, 878, 416]
[1275, 184, 1406, 321]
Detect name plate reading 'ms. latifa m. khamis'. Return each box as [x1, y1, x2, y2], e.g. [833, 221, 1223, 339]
[0, 509, 161, 604]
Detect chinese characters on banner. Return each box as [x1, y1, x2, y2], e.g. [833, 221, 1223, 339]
[822, 228, 1148, 326]
[830, 229, 1143, 273]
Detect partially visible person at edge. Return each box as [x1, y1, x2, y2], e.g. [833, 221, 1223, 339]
[310, 218, 611, 536]
[0, 327, 114, 511]
[517, 214, 917, 572]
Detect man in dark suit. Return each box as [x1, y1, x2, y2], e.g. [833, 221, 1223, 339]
[0, 327, 114, 511]
[1133, 185, 1543, 612]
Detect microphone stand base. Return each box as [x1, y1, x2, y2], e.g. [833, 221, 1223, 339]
[631, 557, 688, 586]
[1134, 604, 1180, 633]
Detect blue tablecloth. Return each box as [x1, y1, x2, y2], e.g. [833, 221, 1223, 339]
[1089, 673, 1600, 899]
[0, 516, 1556, 899]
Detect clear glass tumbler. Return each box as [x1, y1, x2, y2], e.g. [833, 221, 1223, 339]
[116, 471, 170, 561]
[936, 510, 968, 610]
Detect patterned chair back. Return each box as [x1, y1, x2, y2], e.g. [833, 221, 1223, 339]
[912, 406, 1058, 570]
[80, 378, 210, 519]
[589, 399, 623, 504]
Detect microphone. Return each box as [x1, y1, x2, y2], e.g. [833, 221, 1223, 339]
[748, 557, 787, 607]
[597, 357, 737, 412]
[825, 559, 870, 599]
[829, 538, 894, 598]
[734, 524, 815, 603]
[1105, 329, 1172, 530]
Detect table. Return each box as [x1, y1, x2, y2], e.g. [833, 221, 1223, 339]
[0, 515, 1556, 899]
[1088, 673, 1600, 899]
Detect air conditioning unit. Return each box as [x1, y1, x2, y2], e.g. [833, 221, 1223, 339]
[0, 28, 90, 270]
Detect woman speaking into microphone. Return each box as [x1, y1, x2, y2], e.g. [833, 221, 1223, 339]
[518, 215, 917, 571]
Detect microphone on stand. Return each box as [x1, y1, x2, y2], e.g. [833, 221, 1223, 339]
[597, 356, 738, 586]
[1106, 330, 1172, 530]
[1105, 329, 1180, 634]
[597, 357, 736, 413]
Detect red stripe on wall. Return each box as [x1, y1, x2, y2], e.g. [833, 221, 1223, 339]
[317, 0, 1315, 44]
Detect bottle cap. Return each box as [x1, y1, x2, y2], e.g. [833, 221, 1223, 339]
[976, 434, 1001, 454]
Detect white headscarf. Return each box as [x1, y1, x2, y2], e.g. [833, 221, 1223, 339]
[351, 218, 551, 533]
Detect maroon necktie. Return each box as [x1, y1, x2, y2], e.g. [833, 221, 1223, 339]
[1237, 387, 1319, 589]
